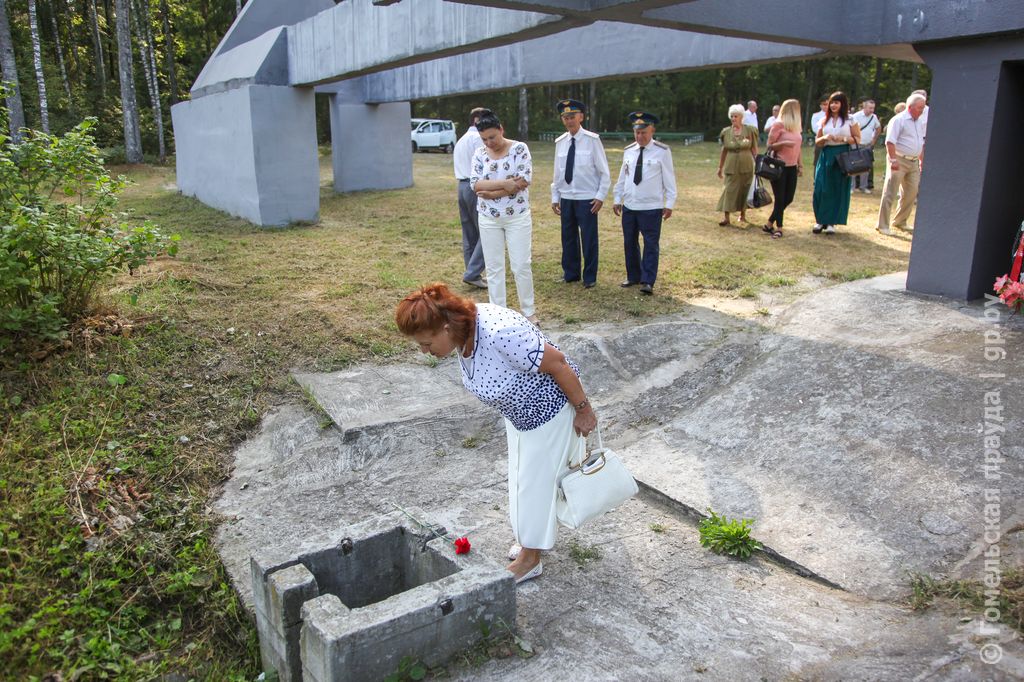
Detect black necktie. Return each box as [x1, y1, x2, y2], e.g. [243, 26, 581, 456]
[633, 146, 644, 185]
[565, 137, 575, 184]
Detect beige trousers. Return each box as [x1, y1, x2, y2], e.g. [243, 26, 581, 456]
[876, 155, 921, 230]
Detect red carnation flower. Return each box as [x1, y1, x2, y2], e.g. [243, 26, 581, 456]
[454, 537, 471, 555]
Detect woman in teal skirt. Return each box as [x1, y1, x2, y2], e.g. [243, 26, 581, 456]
[812, 91, 860, 235]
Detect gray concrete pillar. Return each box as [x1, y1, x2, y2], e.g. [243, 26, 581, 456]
[907, 36, 1024, 299]
[171, 84, 319, 226]
[329, 94, 413, 193]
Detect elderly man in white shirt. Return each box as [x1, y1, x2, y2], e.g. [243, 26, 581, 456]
[453, 107, 489, 288]
[810, 97, 829, 173]
[851, 99, 881, 193]
[743, 100, 759, 129]
[877, 93, 927, 235]
[763, 104, 780, 134]
[612, 111, 677, 295]
[551, 99, 611, 289]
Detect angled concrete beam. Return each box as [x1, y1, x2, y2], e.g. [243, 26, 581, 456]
[190, 26, 291, 99]
[362, 22, 823, 103]
[286, 0, 586, 86]
[642, 0, 1024, 53]
[193, 0, 332, 93]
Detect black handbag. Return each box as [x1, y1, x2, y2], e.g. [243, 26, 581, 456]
[748, 176, 773, 209]
[836, 144, 873, 176]
[754, 152, 784, 182]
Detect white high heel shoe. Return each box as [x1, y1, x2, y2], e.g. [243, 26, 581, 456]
[507, 543, 522, 561]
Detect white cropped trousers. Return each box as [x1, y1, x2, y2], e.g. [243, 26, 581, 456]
[504, 402, 585, 550]
[478, 210, 535, 317]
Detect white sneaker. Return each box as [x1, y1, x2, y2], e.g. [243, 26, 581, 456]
[812, 224, 824, 234]
[877, 227, 893, 236]
[823, 225, 837, 234]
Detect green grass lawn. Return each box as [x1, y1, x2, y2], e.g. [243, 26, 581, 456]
[0, 141, 911, 679]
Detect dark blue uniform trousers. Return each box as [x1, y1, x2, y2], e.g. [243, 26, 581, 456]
[622, 207, 662, 286]
[560, 198, 600, 285]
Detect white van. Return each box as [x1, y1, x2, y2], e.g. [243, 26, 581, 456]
[411, 118, 456, 153]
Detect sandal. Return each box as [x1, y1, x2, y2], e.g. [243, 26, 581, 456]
[761, 223, 774, 234]
[771, 229, 783, 239]
[718, 220, 731, 227]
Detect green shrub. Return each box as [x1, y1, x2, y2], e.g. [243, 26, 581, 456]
[0, 118, 177, 345]
[698, 508, 763, 560]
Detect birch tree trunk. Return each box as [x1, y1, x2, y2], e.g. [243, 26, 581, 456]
[115, 0, 142, 162]
[160, 0, 176, 105]
[50, 7, 73, 112]
[90, 0, 106, 96]
[235, 0, 240, 15]
[0, 0, 25, 142]
[131, 0, 163, 160]
[28, 0, 50, 132]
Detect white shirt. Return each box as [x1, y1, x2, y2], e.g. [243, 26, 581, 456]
[550, 128, 611, 203]
[820, 116, 852, 146]
[459, 303, 578, 431]
[743, 110, 758, 128]
[885, 109, 926, 158]
[470, 141, 533, 217]
[612, 140, 677, 211]
[453, 126, 481, 180]
[920, 104, 929, 131]
[810, 111, 826, 135]
[851, 110, 880, 146]
[763, 115, 777, 132]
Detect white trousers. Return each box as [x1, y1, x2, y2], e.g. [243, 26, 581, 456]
[505, 402, 585, 550]
[478, 210, 535, 317]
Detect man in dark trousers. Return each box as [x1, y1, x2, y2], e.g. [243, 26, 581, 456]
[550, 99, 611, 288]
[612, 111, 677, 295]
[453, 107, 489, 288]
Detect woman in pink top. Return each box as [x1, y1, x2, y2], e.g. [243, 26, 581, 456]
[762, 99, 804, 238]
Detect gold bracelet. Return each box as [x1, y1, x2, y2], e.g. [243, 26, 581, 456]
[574, 398, 589, 411]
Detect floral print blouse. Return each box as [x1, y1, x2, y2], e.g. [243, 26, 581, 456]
[470, 141, 533, 218]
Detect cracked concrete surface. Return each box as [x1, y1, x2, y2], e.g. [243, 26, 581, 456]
[215, 273, 1023, 680]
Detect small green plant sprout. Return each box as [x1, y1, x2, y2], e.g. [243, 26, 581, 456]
[567, 539, 602, 566]
[698, 508, 763, 560]
[384, 655, 428, 682]
[649, 522, 668, 533]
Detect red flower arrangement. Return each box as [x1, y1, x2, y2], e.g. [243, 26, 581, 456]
[454, 537, 471, 554]
[994, 274, 1024, 313]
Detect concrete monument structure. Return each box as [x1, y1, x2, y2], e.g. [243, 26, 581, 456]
[172, 0, 1024, 300]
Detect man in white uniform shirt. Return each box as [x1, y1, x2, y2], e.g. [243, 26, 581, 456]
[851, 99, 881, 193]
[453, 107, 488, 288]
[551, 99, 611, 289]
[612, 111, 677, 295]
[743, 101, 758, 129]
[876, 93, 927, 235]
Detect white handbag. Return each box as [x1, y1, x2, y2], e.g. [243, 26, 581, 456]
[556, 424, 639, 529]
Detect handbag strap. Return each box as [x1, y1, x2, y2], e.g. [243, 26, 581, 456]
[568, 422, 604, 470]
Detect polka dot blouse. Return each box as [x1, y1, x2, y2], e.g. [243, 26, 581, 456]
[459, 303, 580, 431]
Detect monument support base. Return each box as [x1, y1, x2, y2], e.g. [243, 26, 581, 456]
[908, 36, 1024, 300]
[329, 93, 413, 194]
[171, 84, 319, 226]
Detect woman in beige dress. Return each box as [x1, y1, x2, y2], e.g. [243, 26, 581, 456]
[716, 103, 759, 226]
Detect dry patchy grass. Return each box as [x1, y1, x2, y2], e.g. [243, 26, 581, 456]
[117, 142, 910, 366]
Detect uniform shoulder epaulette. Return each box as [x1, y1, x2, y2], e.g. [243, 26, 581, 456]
[652, 140, 669, 149]
[555, 131, 570, 142]
[624, 141, 638, 150]
[581, 129, 600, 139]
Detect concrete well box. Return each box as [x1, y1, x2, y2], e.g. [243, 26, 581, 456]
[251, 511, 515, 681]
